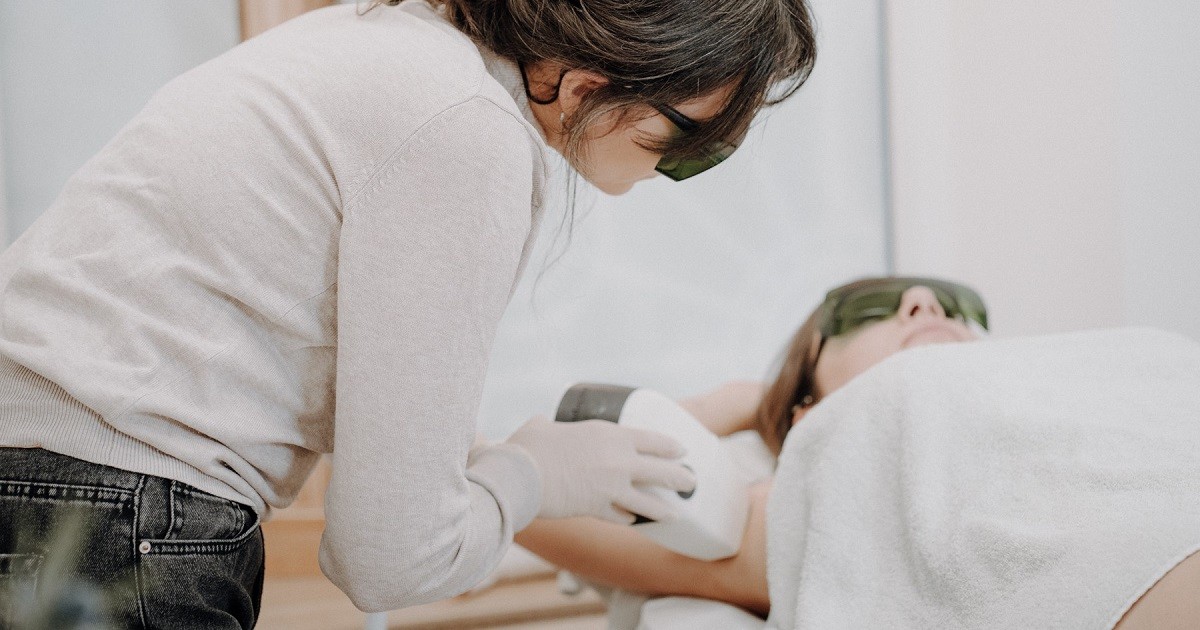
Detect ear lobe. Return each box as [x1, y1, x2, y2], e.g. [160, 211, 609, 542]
[558, 69, 609, 118]
[791, 405, 809, 427]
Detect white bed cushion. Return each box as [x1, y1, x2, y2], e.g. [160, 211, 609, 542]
[637, 597, 766, 630]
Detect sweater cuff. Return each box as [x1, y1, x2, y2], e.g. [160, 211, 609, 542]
[465, 442, 542, 533]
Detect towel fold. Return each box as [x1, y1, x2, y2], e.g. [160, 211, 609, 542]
[766, 328, 1200, 630]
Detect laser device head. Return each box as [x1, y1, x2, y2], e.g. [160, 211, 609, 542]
[555, 383, 750, 560]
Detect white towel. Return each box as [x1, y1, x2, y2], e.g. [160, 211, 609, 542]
[766, 328, 1200, 630]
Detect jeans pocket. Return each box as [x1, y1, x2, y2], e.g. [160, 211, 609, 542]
[159, 482, 256, 545]
[136, 488, 264, 630]
[0, 553, 43, 628]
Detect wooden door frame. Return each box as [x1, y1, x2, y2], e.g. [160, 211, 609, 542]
[239, 0, 337, 41]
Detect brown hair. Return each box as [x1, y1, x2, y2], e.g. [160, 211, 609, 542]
[370, 0, 817, 167]
[755, 304, 824, 455]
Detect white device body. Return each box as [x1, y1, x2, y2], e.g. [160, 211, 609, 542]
[554, 384, 750, 560]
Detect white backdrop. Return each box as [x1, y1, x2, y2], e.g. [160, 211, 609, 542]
[477, 0, 890, 437]
[884, 0, 1200, 342]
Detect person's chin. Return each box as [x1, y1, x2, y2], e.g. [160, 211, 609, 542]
[903, 326, 972, 349]
[593, 180, 637, 196]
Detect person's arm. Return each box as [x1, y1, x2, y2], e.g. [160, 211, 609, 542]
[515, 480, 772, 616]
[679, 380, 766, 437]
[319, 97, 543, 612]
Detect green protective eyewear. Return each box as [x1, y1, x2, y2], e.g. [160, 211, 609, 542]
[517, 62, 742, 181]
[818, 277, 989, 342]
[652, 103, 746, 181]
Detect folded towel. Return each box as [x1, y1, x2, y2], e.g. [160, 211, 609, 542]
[766, 328, 1200, 630]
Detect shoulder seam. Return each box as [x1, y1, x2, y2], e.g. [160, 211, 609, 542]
[476, 93, 550, 193]
[342, 64, 486, 211]
[344, 93, 539, 213]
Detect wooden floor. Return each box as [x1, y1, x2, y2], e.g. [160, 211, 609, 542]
[259, 574, 607, 630]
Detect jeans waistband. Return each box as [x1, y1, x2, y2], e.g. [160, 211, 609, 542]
[0, 447, 249, 542]
[0, 447, 148, 493]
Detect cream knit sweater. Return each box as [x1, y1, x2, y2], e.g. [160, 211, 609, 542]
[0, 2, 549, 610]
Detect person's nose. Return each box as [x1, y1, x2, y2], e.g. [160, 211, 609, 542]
[897, 286, 946, 322]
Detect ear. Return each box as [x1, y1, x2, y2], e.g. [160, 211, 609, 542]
[558, 69, 609, 119]
[790, 404, 810, 427]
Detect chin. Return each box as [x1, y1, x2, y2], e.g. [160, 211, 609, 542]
[904, 326, 975, 349]
[592, 180, 637, 196]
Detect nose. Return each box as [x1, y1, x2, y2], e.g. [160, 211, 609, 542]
[897, 286, 946, 321]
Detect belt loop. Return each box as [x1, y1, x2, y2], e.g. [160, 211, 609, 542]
[132, 474, 149, 628]
[132, 475, 146, 546]
[167, 480, 178, 538]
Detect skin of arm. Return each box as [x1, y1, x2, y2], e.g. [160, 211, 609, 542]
[514, 478, 772, 616]
[1114, 550, 1200, 630]
[678, 380, 767, 437]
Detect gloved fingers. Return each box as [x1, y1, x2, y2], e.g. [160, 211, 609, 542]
[614, 488, 676, 523]
[630, 459, 697, 494]
[596, 504, 637, 525]
[628, 427, 686, 458]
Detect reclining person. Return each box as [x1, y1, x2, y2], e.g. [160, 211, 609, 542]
[516, 276, 1200, 630]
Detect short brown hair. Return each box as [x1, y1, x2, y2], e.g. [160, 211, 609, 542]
[755, 305, 824, 455]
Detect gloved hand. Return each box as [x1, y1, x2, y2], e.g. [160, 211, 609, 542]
[506, 415, 697, 524]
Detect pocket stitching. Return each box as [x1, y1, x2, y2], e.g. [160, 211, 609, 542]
[139, 509, 261, 555]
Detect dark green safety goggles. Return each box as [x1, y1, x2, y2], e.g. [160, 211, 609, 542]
[652, 103, 745, 181]
[817, 277, 989, 341]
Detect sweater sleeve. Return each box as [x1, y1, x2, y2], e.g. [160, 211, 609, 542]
[318, 96, 543, 612]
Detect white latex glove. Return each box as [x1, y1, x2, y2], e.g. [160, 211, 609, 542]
[506, 415, 697, 524]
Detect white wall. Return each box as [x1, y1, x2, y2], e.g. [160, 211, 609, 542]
[0, 75, 6, 245]
[885, 1, 1200, 341]
[478, 0, 890, 437]
[0, 0, 239, 240]
[1114, 2, 1200, 339]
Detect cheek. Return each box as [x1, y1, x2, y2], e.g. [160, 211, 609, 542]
[815, 324, 906, 393]
[575, 116, 667, 192]
[844, 324, 907, 369]
[596, 132, 658, 176]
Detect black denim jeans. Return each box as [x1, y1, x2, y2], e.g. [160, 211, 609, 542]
[0, 448, 264, 629]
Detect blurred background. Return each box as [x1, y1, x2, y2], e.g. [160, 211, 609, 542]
[1, 0, 1197, 627]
